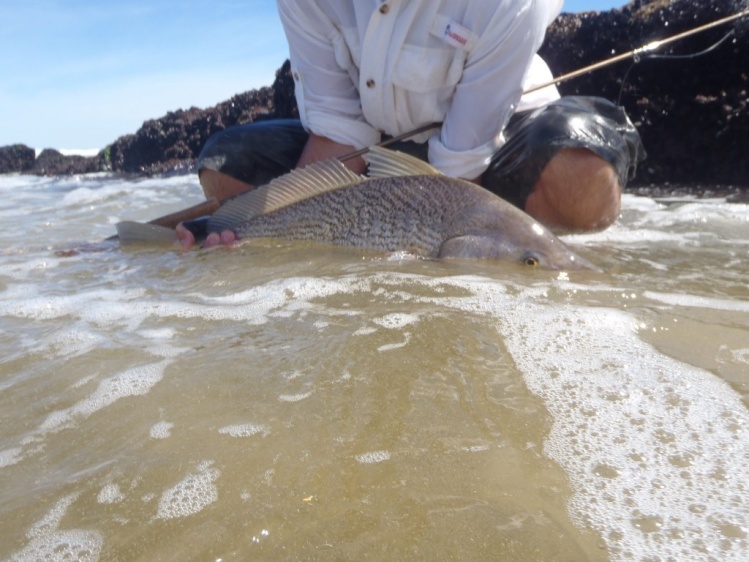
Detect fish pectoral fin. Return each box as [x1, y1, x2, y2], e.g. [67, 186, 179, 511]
[115, 221, 178, 248]
[208, 158, 365, 233]
[438, 235, 503, 260]
[365, 146, 442, 178]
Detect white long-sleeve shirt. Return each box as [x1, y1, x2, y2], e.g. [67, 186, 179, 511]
[277, 0, 563, 179]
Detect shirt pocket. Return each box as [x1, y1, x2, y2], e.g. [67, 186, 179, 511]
[390, 45, 465, 94]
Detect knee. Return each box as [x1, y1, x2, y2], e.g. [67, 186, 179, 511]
[199, 168, 254, 202]
[524, 148, 622, 233]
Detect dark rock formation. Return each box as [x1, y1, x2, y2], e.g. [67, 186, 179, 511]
[32, 148, 107, 176]
[0, 144, 35, 173]
[1, 1, 747, 189]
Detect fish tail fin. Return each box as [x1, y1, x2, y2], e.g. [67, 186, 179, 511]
[115, 221, 178, 248]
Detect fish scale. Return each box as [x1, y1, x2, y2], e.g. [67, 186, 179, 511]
[233, 175, 470, 257]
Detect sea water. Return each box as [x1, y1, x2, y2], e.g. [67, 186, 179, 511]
[0, 172, 748, 561]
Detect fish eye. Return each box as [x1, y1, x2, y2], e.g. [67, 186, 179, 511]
[522, 254, 541, 267]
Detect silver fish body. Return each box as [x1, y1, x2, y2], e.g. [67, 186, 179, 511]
[206, 148, 596, 271]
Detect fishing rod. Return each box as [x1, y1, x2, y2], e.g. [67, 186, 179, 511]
[524, 7, 749, 95]
[141, 6, 748, 229]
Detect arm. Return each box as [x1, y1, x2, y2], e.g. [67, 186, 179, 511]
[277, 1, 379, 152]
[429, 0, 562, 180]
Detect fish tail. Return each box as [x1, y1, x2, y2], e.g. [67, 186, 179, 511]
[115, 221, 178, 248]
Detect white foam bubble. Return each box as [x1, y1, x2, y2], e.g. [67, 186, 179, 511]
[11, 493, 103, 562]
[278, 392, 312, 403]
[0, 287, 147, 324]
[39, 360, 170, 434]
[644, 291, 749, 313]
[11, 529, 104, 562]
[565, 226, 692, 247]
[97, 484, 124, 504]
[355, 450, 391, 464]
[730, 348, 749, 365]
[137, 328, 177, 339]
[1, 256, 65, 281]
[372, 313, 420, 330]
[156, 461, 220, 520]
[218, 423, 269, 438]
[41, 329, 106, 360]
[149, 421, 174, 440]
[0, 446, 24, 468]
[377, 332, 412, 352]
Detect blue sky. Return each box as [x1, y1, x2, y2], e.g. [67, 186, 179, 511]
[0, 0, 627, 150]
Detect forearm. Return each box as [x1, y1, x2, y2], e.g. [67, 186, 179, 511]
[278, 0, 379, 152]
[296, 133, 367, 174]
[431, 1, 559, 180]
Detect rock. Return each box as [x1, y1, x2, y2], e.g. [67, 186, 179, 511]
[0, 144, 35, 173]
[272, 59, 299, 120]
[32, 148, 108, 176]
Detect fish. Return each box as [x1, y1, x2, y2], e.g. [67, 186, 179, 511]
[117, 147, 596, 270]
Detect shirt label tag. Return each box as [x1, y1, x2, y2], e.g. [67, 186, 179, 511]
[431, 15, 476, 51]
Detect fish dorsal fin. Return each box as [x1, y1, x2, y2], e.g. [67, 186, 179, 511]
[208, 158, 365, 232]
[364, 145, 442, 178]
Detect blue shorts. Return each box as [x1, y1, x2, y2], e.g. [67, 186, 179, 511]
[197, 96, 645, 209]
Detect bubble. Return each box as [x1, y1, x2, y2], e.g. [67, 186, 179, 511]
[97, 484, 124, 504]
[593, 464, 620, 479]
[218, 423, 269, 438]
[278, 392, 312, 403]
[355, 450, 391, 464]
[644, 291, 749, 314]
[39, 360, 170, 434]
[149, 421, 174, 440]
[10, 493, 103, 562]
[156, 461, 220, 520]
[0, 446, 24, 468]
[377, 333, 412, 352]
[372, 313, 420, 329]
[11, 529, 103, 562]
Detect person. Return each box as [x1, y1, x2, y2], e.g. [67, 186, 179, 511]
[177, 0, 644, 249]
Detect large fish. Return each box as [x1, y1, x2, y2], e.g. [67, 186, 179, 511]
[117, 147, 596, 270]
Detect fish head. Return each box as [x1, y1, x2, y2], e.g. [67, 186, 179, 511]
[439, 221, 598, 271]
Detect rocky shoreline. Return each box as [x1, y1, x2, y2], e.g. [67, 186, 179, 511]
[1, 0, 746, 189]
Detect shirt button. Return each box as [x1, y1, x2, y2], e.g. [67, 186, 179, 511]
[379, 4, 389, 14]
[366, 79, 376, 88]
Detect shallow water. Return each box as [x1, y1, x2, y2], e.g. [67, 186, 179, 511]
[0, 173, 748, 561]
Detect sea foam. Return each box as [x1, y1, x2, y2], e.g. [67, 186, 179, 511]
[156, 461, 220, 520]
[498, 288, 749, 560]
[10, 494, 103, 562]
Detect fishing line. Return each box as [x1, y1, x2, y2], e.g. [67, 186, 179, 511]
[523, 7, 749, 96]
[617, 27, 738, 105]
